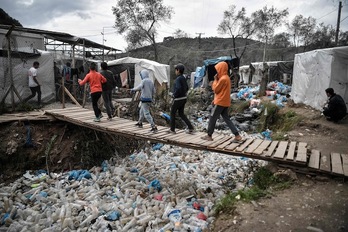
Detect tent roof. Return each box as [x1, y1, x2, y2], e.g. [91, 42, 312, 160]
[107, 57, 170, 85]
[203, 56, 237, 66]
[0, 24, 120, 51]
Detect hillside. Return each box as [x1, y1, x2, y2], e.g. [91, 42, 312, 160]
[119, 37, 299, 73]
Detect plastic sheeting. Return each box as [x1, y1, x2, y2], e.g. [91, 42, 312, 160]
[0, 50, 55, 104]
[107, 57, 170, 88]
[193, 56, 238, 88]
[239, 61, 293, 84]
[291, 46, 348, 112]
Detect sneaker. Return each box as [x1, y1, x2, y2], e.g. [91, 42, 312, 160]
[231, 135, 243, 143]
[99, 114, 104, 119]
[150, 126, 158, 133]
[93, 117, 101, 122]
[167, 129, 176, 134]
[135, 122, 143, 128]
[186, 128, 195, 134]
[107, 117, 112, 121]
[201, 135, 213, 141]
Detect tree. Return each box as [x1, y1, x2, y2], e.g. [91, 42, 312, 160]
[112, 0, 173, 61]
[286, 15, 316, 49]
[0, 8, 22, 27]
[217, 5, 256, 64]
[251, 6, 289, 62]
[271, 32, 291, 48]
[338, 31, 348, 46]
[173, 29, 188, 38]
[308, 23, 336, 50]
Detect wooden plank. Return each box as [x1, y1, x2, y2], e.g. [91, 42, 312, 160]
[196, 134, 225, 146]
[225, 142, 241, 151]
[45, 107, 83, 113]
[286, 142, 297, 160]
[331, 153, 343, 175]
[263, 141, 279, 157]
[296, 142, 307, 163]
[163, 131, 191, 141]
[245, 139, 263, 153]
[215, 139, 232, 149]
[341, 154, 348, 177]
[273, 141, 288, 159]
[319, 153, 331, 172]
[177, 132, 206, 144]
[208, 135, 232, 148]
[308, 149, 320, 169]
[236, 138, 254, 152]
[253, 140, 271, 155]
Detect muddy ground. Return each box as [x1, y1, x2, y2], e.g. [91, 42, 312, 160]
[0, 99, 347, 231]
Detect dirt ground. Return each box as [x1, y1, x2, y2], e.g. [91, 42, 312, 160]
[0, 101, 347, 231]
[212, 103, 348, 232]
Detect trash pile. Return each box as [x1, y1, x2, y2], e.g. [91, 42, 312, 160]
[0, 144, 267, 231]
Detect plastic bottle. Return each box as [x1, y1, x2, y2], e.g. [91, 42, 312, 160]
[167, 209, 182, 231]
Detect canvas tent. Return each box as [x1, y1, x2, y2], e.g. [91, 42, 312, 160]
[107, 57, 170, 89]
[0, 50, 55, 104]
[239, 61, 293, 85]
[291, 46, 348, 112]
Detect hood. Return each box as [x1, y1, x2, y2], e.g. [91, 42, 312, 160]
[215, 62, 228, 77]
[140, 69, 149, 80]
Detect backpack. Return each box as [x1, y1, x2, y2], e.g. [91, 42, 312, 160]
[64, 67, 71, 82]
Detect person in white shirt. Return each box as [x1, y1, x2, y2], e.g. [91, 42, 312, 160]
[24, 61, 41, 107]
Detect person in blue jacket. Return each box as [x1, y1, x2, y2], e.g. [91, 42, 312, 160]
[168, 63, 194, 134]
[131, 69, 158, 133]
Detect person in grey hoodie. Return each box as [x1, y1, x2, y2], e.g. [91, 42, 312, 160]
[131, 69, 158, 132]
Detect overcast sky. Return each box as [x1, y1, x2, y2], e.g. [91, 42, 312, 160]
[1, 0, 347, 51]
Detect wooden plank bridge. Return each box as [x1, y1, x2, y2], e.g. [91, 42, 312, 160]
[41, 107, 347, 178]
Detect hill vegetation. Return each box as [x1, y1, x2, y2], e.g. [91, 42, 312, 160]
[119, 37, 299, 73]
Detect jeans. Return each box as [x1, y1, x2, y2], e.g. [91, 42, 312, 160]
[138, 102, 155, 127]
[102, 90, 115, 118]
[91, 92, 102, 118]
[170, 99, 194, 131]
[25, 86, 41, 105]
[207, 105, 239, 136]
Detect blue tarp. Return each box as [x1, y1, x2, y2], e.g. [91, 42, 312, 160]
[194, 56, 236, 88]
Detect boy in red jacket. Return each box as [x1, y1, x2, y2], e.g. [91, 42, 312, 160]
[78, 62, 106, 122]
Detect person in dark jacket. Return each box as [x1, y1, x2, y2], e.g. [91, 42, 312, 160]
[323, 88, 347, 122]
[100, 62, 116, 120]
[168, 63, 194, 134]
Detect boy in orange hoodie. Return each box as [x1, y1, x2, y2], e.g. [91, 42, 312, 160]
[78, 62, 107, 122]
[201, 62, 242, 142]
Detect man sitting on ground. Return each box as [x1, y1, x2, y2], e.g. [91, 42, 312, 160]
[323, 87, 347, 122]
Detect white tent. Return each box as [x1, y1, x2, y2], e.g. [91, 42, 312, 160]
[291, 46, 348, 112]
[107, 57, 170, 88]
[0, 50, 55, 104]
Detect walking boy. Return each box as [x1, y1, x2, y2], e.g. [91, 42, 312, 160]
[100, 62, 116, 120]
[131, 69, 158, 133]
[168, 63, 194, 134]
[24, 61, 41, 107]
[201, 61, 242, 142]
[78, 62, 106, 122]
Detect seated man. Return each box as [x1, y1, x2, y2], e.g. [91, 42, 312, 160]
[323, 88, 347, 122]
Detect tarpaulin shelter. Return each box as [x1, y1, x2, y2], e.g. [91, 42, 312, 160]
[107, 57, 170, 89]
[291, 46, 348, 112]
[0, 50, 55, 104]
[193, 56, 239, 88]
[239, 61, 293, 85]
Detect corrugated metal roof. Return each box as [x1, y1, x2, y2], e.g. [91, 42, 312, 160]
[0, 24, 121, 51]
